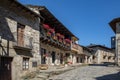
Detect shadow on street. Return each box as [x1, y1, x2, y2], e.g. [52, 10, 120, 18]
[95, 72, 120, 80]
[89, 62, 116, 67]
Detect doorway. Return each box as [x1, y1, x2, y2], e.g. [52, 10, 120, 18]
[51, 51, 56, 64]
[41, 48, 46, 64]
[0, 56, 13, 80]
[76, 57, 79, 63]
[60, 53, 63, 64]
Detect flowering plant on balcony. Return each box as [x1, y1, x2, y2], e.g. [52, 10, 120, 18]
[53, 35, 58, 40]
[43, 24, 50, 30]
[59, 38, 62, 43]
[47, 32, 51, 37]
[56, 33, 61, 36]
[65, 39, 71, 43]
[49, 28, 55, 33]
[60, 34, 64, 38]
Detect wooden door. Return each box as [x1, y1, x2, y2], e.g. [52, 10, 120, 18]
[17, 23, 25, 46]
[0, 57, 13, 80]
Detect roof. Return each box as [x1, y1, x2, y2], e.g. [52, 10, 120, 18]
[81, 45, 93, 52]
[87, 44, 112, 51]
[27, 5, 79, 40]
[5, 0, 44, 21]
[109, 17, 120, 33]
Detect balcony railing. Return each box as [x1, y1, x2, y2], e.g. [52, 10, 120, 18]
[40, 24, 72, 50]
[13, 32, 33, 50]
[71, 42, 79, 52]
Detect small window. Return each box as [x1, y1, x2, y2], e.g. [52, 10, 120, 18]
[32, 61, 37, 67]
[23, 58, 29, 70]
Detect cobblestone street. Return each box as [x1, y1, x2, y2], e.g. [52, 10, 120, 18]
[48, 65, 120, 80]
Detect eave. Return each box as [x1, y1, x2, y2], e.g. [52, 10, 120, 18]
[109, 17, 120, 33]
[39, 6, 79, 40]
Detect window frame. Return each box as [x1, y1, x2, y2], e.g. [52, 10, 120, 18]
[22, 57, 29, 70]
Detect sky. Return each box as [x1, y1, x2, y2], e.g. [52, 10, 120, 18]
[18, 0, 120, 47]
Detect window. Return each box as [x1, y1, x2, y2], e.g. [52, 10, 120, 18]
[32, 61, 37, 67]
[23, 58, 29, 70]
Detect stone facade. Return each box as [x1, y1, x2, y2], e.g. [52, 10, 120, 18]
[88, 45, 115, 64]
[81, 46, 93, 64]
[29, 6, 81, 66]
[0, 0, 41, 80]
[109, 18, 120, 66]
[0, 1, 116, 80]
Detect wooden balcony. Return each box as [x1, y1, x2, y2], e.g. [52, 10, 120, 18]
[71, 43, 79, 52]
[13, 32, 33, 50]
[40, 30, 70, 50]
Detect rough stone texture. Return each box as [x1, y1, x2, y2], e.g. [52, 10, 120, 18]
[0, 2, 40, 80]
[92, 48, 115, 64]
[41, 42, 80, 65]
[116, 22, 120, 66]
[48, 66, 120, 80]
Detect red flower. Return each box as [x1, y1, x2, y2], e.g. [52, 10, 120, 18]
[65, 39, 71, 43]
[43, 24, 50, 29]
[49, 28, 55, 33]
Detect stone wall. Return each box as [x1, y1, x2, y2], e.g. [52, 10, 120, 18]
[41, 43, 66, 65]
[93, 49, 115, 64]
[116, 22, 120, 66]
[40, 43, 80, 65]
[0, 5, 40, 80]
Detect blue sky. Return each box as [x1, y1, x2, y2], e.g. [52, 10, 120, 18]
[19, 0, 120, 47]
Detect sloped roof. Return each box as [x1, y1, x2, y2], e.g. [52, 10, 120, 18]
[3, 0, 44, 20]
[87, 44, 112, 51]
[27, 5, 79, 39]
[109, 17, 120, 33]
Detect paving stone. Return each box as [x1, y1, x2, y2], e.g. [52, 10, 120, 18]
[48, 66, 120, 80]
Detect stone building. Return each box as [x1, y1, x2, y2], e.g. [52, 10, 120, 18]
[78, 45, 93, 64]
[39, 6, 80, 66]
[0, 0, 43, 80]
[87, 45, 115, 64]
[109, 18, 120, 66]
[27, 5, 80, 66]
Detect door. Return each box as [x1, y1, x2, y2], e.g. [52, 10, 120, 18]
[60, 53, 63, 64]
[17, 23, 25, 46]
[51, 51, 55, 63]
[41, 48, 46, 64]
[0, 57, 13, 80]
[76, 57, 79, 63]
